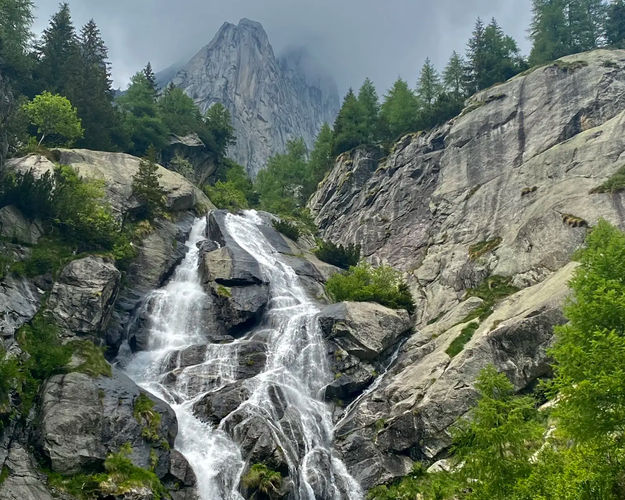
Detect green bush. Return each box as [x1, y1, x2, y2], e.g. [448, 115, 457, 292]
[0, 169, 55, 218]
[367, 462, 459, 500]
[131, 149, 167, 220]
[325, 261, 415, 314]
[241, 463, 282, 498]
[10, 237, 75, 277]
[590, 166, 625, 194]
[272, 218, 300, 241]
[204, 160, 256, 212]
[314, 239, 360, 269]
[133, 393, 162, 443]
[69, 340, 111, 377]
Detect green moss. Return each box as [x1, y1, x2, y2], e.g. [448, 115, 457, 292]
[461, 275, 520, 322]
[459, 100, 485, 117]
[0, 465, 8, 485]
[133, 393, 162, 443]
[562, 213, 588, 228]
[468, 237, 502, 260]
[216, 285, 232, 298]
[521, 186, 538, 196]
[590, 166, 625, 194]
[69, 340, 112, 377]
[446, 321, 479, 358]
[375, 418, 386, 433]
[241, 463, 282, 497]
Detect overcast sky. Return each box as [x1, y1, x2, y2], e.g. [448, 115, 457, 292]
[31, 0, 533, 96]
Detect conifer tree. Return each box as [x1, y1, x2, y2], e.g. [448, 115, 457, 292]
[202, 102, 236, 159]
[143, 61, 157, 96]
[305, 122, 334, 198]
[35, 3, 79, 94]
[332, 89, 364, 156]
[117, 71, 167, 156]
[356, 78, 380, 144]
[132, 146, 166, 220]
[379, 78, 419, 141]
[417, 57, 441, 107]
[0, 0, 34, 84]
[73, 19, 117, 150]
[443, 51, 466, 96]
[606, 0, 625, 47]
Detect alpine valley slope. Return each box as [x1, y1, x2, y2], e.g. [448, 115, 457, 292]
[309, 48, 625, 488]
[168, 18, 339, 176]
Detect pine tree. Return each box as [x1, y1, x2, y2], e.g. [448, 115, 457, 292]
[158, 84, 202, 136]
[143, 62, 157, 96]
[132, 146, 166, 220]
[569, 0, 606, 52]
[443, 51, 466, 96]
[379, 78, 419, 141]
[305, 122, 334, 198]
[202, 102, 236, 160]
[357, 78, 380, 144]
[117, 71, 167, 156]
[332, 89, 365, 156]
[0, 0, 34, 84]
[606, 0, 625, 47]
[35, 2, 79, 94]
[73, 19, 117, 150]
[417, 57, 441, 107]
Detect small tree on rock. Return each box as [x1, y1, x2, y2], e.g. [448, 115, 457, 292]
[23, 91, 83, 146]
[132, 146, 166, 220]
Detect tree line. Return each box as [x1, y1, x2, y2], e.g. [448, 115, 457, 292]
[0, 1, 235, 164]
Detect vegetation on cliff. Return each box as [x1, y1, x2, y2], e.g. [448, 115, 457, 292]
[369, 220, 625, 499]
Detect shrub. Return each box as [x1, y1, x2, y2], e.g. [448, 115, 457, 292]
[10, 237, 75, 277]
[314, 239, 360, 269]
[204, 180, 249, 211]
[133, 393, 162, 443]
[132, 148, 166, 220]
[69, 340, 111, 377]
[325, 261, 415, 314]
[0, 169, 55, 218]
[367, 462, 459, 500]
[241, 463, 282, 498]
[590, 166, 625, 194]
[272, 218, 300, 241]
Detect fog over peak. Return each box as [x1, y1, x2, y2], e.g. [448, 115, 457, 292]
[31, 0, 532, 95]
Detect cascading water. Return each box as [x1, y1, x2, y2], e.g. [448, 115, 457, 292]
[122, 211, 363, 500]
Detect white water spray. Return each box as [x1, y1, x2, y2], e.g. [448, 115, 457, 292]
[123, 211, 362, 499]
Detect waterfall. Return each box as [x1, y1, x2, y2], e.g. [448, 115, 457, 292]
[123, 211, 362, 500]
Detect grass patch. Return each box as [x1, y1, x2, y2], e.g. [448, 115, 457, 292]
[468, 237, 502, 260]
[367, 462, 460, 500]
[10, 237, 76, 278]
[562, 213, 588, 228]
[133, 393, 162, 443]
[590, 166, 625, 194]
[461, 275, 520, 322]
[216, 285, 232, 298]
[272, 218, 300, 241]
[241, 463, 282, 498]
[553, 59, 588, 72]
[47, 443, 168, 500]
[69, 340, 112, 377]
[446, 321, 479, 358]
[0, 465, 8, 485]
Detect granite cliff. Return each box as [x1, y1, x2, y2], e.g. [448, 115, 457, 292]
[169, 19, 339, 176]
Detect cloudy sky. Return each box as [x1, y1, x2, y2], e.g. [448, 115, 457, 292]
[31, 0, 533, 96]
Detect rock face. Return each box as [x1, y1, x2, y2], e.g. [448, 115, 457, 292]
[170, 19, 339, 176]
[5, 149, 212, 218]
[47, 256, 120, 338]
[0, 206, 43, 245]
[0, 70, 14, 169]
[309, 49, 625, 487]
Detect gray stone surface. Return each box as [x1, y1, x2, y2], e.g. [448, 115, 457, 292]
[170, 19, 339, 176]
[0, 206, 43, 245]
[0, 274, 41, 343]
[0, 444, 53, 500]
[47, 256, 120, 338]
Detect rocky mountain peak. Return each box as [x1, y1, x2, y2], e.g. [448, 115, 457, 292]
[170, 19, 339, 176]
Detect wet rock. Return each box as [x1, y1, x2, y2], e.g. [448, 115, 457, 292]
[0, 274, 41, 343]
[318, 301, 412, 361]
[36, 369, 185, 479]
[47, 256, 120, 338]
[0, 206, 43, 245]
[0, 443, 53, 500]
[167, 449, 197, 487]
[193, 382, 251, 426]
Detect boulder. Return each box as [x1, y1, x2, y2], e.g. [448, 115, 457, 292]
[0, 206, 43, 245]
[0, 444, 53, 500]
[47, 256, 121, 338]
[318, 301, 412, 361]
[36, 369, 186, 480]
[162, 133, 217, 185]
[0, 274, 41, 342]
[4, 149, 212, 218]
